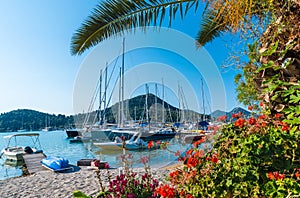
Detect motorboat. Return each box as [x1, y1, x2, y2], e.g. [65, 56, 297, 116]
[141, 128, 177, 141]
[0, 133, 44, 161]
[93, 132, 148, 150]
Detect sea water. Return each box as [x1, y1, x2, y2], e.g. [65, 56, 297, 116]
[0, 130, 192, 180]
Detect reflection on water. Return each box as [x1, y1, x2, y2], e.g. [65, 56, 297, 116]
[4, 159, 24, 167]
[91, 138, 189, 168]
[0, 130, 210, 180]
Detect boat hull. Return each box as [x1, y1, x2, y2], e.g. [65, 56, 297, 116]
[66, 129, 79, 138]
[93, 142, 123, 150]
[2, 147, 25, 161]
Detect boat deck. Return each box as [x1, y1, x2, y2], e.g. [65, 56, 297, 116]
[23, 153, 47, 174]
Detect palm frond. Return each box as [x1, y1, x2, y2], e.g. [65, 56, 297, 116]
[71, 0, 198, 56]
[196, 10, 229, 47]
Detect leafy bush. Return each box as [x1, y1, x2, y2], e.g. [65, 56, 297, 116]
[155, 112, 300, 198]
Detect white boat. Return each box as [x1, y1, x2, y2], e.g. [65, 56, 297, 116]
[0, 133, 44, 161]
[93, 132, 148, 150]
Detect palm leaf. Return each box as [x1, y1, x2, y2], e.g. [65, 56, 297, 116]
[196, 10, 229, 47]
[71, 0, 198, 55]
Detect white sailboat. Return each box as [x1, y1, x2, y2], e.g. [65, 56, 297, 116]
[42, 116, 53, 131]
[80, 38, 133, 141]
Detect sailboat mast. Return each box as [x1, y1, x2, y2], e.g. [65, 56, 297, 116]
[201, 79, 205, 121]
[162, 78, 165, 124]
[178, 82, 181, 123]
[145, 84, 150, 130]
[103, 62, 108, 125]
[155, 83, 158, 123]
[98, 69, 102, 123]
[118, 65, 121, 127]
[121, 38, 125, 127]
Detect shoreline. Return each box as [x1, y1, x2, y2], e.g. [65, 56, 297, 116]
[0, 165, 177, 198]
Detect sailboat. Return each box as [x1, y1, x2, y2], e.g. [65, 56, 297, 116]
[17, 117, 27, 132]
[42, 116, 53, 132]
[80, 38, 135, 142]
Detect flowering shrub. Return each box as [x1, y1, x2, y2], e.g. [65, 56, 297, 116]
[74, 142, 161, 198]
[155, 113, 300, 197]
[103, 152, 160, 198]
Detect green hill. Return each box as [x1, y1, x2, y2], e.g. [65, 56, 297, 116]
[73, 93, 203, 127]
[0, 109, 74, 132]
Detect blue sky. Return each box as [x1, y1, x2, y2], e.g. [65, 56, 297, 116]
[0, 1, 244, 115]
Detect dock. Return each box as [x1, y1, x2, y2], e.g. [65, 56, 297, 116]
[23, 153, 47, 174]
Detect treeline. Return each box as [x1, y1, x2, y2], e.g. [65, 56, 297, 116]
[0, 109, 75, 132]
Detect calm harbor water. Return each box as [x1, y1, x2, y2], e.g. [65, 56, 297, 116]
[0, 130, 192, 180]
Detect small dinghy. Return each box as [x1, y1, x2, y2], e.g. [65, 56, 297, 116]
[41, 156, 72, 172]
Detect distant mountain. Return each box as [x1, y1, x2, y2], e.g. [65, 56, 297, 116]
[74, 93, 203, 126]
[0, 109, 74, 132]
[0, 94, 205, 132]
[210, 110, 227, 119]
[210, 107, 251, 119]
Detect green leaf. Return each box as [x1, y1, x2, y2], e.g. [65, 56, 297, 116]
[290, 94, 300, 104]
[73, 190, 91, 198]
[261, 41, 278, 56]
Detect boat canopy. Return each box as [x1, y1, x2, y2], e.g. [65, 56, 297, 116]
[4, 133, 40, 139]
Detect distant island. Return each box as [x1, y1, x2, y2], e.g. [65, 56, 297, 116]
[0, 94, 249, 132]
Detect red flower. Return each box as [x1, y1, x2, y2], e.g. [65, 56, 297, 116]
[248, 117, 257, 125]
[267, 172, 275, 180]
[274, 172, 285, 180]
[248, 105, 254, 111]
[232, 112, 242, 119]
[279, 121, 289, 131]
[275, 113, 281, 119]
[148, 140, 154, 149]
[259, 102, 264, 107]
[258, 114, 266, 119]
[169, 170, 179, 178]
[193, 136, 206, 148]
[211, 154, 218, 163]
[186, 149, 194, 156]
[187, 157, 198, 168]
[234, 118, 246, 128]
[155, 184, 176, 198]
[295, 169, 300, 178]
[268, 172, 285, 180]
[217, 115, 227, 122]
